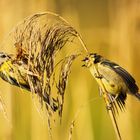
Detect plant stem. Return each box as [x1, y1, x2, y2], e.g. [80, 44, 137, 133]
[102, 94, 122, 140]
[77, 34, 88, 53]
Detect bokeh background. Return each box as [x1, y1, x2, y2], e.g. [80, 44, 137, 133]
[0, 0, 140, 140]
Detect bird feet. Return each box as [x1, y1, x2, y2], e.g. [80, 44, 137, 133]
[94, 73, 103, 79]
[106, 104, 112, 110]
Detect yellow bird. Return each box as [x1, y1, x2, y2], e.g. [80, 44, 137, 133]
[0, 52, 30, 90]
[0, 52, 58, 111]
[82, 53, 140, 110]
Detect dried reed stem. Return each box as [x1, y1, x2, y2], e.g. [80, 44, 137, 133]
[76, 35, 88, 53]
[89, 59, 122, 140]
[0, 94, 9, 122]
[102, 94, 122, 140]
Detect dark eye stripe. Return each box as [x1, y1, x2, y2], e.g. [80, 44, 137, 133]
[1, 54, 6, 58]
[82, 57, 89, 61]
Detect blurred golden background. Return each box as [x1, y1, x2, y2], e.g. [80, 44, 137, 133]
[0, 0, 140, 140]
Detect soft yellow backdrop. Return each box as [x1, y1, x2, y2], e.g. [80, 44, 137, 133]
[0, 0, 140, 140]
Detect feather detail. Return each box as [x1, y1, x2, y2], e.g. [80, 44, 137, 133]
[101, 60, 139, 94]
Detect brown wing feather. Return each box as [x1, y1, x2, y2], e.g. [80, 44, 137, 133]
[101, 60, 139, 94]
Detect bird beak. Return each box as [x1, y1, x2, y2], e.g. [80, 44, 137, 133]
[82, 57, 89, 67]
[82, 57, 88, 62]
[82, 64, 86, 67]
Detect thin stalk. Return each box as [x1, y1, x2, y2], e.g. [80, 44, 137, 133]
[76, 34, 88, 53]
[102, 94, 122, 140]
[89, 61, 122, 140]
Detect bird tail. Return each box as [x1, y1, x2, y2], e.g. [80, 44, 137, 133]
[135, 93, 140, 99]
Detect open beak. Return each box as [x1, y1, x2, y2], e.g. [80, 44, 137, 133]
[82, 57, 89, 67]
[82, 64, 86, 67]
[82, 57, 88, 62]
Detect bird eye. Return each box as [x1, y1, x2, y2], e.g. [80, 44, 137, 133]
[0, 54, 6, 58]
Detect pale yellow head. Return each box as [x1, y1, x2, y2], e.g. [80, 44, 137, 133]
[0, 52, 11, 65]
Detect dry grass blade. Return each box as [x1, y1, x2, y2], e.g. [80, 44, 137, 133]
[0, 94, 9, 122]
[68, 120, 75, 140]
[0, 12, 87, 122]
[57, 54, 79, 118]
[12, 13, 82, 114]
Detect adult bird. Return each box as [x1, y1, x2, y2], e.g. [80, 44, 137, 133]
[82, 53, 140, 111]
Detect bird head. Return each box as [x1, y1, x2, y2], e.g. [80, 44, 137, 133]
[82, 53, 102, 67]
[0, 52, 11, 65]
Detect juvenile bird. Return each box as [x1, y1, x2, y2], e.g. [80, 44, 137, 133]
[0, 52, 58, 111]
[82, 53, 140, 110]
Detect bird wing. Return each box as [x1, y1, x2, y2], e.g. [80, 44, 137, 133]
[101, 60, 139, 94]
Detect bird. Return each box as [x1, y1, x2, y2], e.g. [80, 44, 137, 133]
[82, 53, 140, 111]
[0, 52, 58, 111]
[0, 52, 30, 90]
